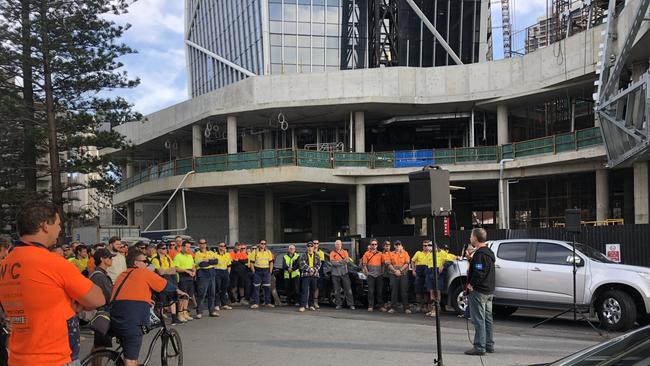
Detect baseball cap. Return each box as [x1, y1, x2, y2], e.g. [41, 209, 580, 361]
[156, 242, 168, 250]
[93, 248, 116, 263]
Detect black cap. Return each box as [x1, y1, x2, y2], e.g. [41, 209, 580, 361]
[156, 242, 168, 250]
[394, 240, 403, 245]
[307, 241, 314, 247]
[93, 248, 116, 263]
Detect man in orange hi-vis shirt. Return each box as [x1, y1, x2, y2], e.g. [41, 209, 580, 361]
[361, 239, 386, 312]
[0, 201, 105, 366]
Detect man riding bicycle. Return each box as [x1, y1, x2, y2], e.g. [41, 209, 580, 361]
[110, 247, 187, 366]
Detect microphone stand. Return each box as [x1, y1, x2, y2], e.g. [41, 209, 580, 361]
[430, 215, 444, 365]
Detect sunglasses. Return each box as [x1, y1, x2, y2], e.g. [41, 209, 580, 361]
[219, 245, 226, 248]
[260, 243, 267, 245]
[135, 258, 150, 264]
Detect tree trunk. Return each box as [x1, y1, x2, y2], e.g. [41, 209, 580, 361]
[41, 0, 64, 236]
[21, 0, 37, 192]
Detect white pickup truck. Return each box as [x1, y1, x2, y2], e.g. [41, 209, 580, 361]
[444, 239, 650, 332]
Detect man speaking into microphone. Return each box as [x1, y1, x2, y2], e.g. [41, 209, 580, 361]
[464, 228, 496, 356]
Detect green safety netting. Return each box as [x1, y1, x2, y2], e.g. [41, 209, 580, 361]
[455, 147, 499, 163]
[175, 158, 194, 175]
[227, 152, 261, 170]
[373, 152, 395, 168]
[297, 150, 331, 168]
[577, 127, 603, 148]
[159, 162, 175, 178]
[434, 149, 455, 164]
[555, 132, 577, 152]
[333, 152, 371, 168]
[513, 136, 554, 158]
[196, 155, 227, 172]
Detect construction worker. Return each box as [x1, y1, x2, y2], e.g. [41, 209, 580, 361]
[68, 244, 89, 276]
[312, 240, 326, 309]
[169, 235, 183, 259]
[387, 240, 411, 314]
[194, 239, 218, 319]
[282, 245, 301, 306]
[411, 240, 433, 313]
[214, 242, 233, 311]
[381, 241, 393, 308]
[329, 239, 355, 310]
[249, 239, 274, 309]
[298, 241, 321, 312]
[361, 239, 386, 312]
[229, 242, 250, 305]
[151, 242, 182, 324]
[173, 241, 196, 321]
[424, 242, 459, 317]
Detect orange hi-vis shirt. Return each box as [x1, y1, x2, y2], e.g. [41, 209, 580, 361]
[329, 249, 350, 262]
[0, 242, 94, 366]
[112, 268, 167, 304]
[361, 250, 384, 266]
[389, 251, 411, 268]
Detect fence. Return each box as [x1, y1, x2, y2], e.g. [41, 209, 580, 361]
[361, 224, 650, 268]
[118, 127, 603, 193]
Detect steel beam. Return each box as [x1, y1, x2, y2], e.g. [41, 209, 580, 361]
[404, 0, 463, 65]
[186, 40, 257, 77]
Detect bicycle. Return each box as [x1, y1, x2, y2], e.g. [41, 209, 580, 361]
[81, 301, 183, 366]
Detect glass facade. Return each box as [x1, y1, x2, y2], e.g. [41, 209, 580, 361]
[269, 0, 344, 74]
[186, 0, 264, 96]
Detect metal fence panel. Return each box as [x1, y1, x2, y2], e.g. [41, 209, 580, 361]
[395, 150, 434, 167]
[333, 152, 371, 168]
[297, 150, 331, 168]
[196, 155, 227, 172]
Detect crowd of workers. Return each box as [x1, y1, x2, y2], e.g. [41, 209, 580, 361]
[0, 200, 495, 365]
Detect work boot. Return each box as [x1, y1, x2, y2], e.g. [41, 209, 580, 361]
[266, 304, 275, 308]
[184, 311, 194, 321]
[350, 306, 356, 310]
[210, 311, 220, 317]
[214, 306, 221, 312]
[195, 313, 202, 319]
[222, 305, 233, 310]
[309, 306, 316, 311]
[464, 348, 485, 356]
[298, 307, 305, 312]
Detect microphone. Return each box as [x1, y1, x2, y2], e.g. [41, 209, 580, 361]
[461, 242, 469, 260]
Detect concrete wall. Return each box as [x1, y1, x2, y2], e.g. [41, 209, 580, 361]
[172, 191, 264, 244]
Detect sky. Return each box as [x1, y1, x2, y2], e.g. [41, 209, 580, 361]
[112, 0, 550, 116]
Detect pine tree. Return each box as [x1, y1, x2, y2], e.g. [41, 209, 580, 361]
[0, 0, 140, 235]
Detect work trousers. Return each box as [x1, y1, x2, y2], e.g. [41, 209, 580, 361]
[284, 276, 300, 305]
[390, 273, 409, 308]
[300, 277, 318, 307]
[469, 291, 495, 352]
[196, 270, 216, 313]
[251, 269, 272, 305]
[367, 275, 384, 308]
[215, 269, 230, 306]
[332, 274, 354, 307]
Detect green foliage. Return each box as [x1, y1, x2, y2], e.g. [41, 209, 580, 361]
[0, 0, 140, 234]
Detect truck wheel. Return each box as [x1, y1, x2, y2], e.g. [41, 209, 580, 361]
[493, 305, 518, 317]
[450, 284, 468, 315]
[637, 314, 650, 326]
[596, 290, 636, 332]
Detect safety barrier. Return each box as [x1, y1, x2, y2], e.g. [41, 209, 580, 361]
[117, 127, 603, 193]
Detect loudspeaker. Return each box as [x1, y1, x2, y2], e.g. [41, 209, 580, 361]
[565, 209, 582, 233]
[408, 168, 451, 217]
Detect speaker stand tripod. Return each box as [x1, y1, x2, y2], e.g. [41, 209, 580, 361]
[532, 232, 602, 336]
[429, 215, 444, 366]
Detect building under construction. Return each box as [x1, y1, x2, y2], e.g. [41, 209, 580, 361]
[110, 0, 650, 244]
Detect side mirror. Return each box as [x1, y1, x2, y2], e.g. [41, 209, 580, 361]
[566, 255, 584, 267]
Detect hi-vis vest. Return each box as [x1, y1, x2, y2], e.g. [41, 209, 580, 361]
[283, 253, 300, 279]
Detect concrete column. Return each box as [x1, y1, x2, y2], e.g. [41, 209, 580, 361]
[264, 189, 274, 243]
[264, 132, 273, 150]
[173, 192, 185, 233]
[227, 116, 237, 154]
[127, 202, 135, 226]
[497, 105, 509, 145]
[469, 110, 475, 148]
[478, 0, 490, 62]
[634, 162, 649, 224]
[348, 188, 357, 235]
[192, 125, 203, 157]
[355, 184, 366, 237]
[126, 163, 135, 179]
[354, 111, 365, 153]
[228, 188, 239, 244]
[596, 169, 610, 222]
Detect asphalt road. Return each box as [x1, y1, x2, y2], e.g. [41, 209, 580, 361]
[79, 305, 613, 366]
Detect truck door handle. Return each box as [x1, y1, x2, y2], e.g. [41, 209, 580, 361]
[495, 264, 501, 269]
[531, 267, 541, 272]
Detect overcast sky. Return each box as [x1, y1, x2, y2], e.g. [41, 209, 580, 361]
[113, 0, 550, 115]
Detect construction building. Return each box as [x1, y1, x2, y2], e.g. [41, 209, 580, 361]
[110, 0, 650, 244]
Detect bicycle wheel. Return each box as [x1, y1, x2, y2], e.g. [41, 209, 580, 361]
[81, 349, 124, 366]
[161, 328, 183, 366]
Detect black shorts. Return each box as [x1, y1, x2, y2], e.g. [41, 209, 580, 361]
[178, 279, 195, 297]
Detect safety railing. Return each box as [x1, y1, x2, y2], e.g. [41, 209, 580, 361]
[117, 127, 603, 193]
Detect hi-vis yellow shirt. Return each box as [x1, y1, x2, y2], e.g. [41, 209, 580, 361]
[214, 252, 232, 270]
[411, 251, 432, 267]
[194, 250, 217, 269]
[250, 249, 274, 268]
